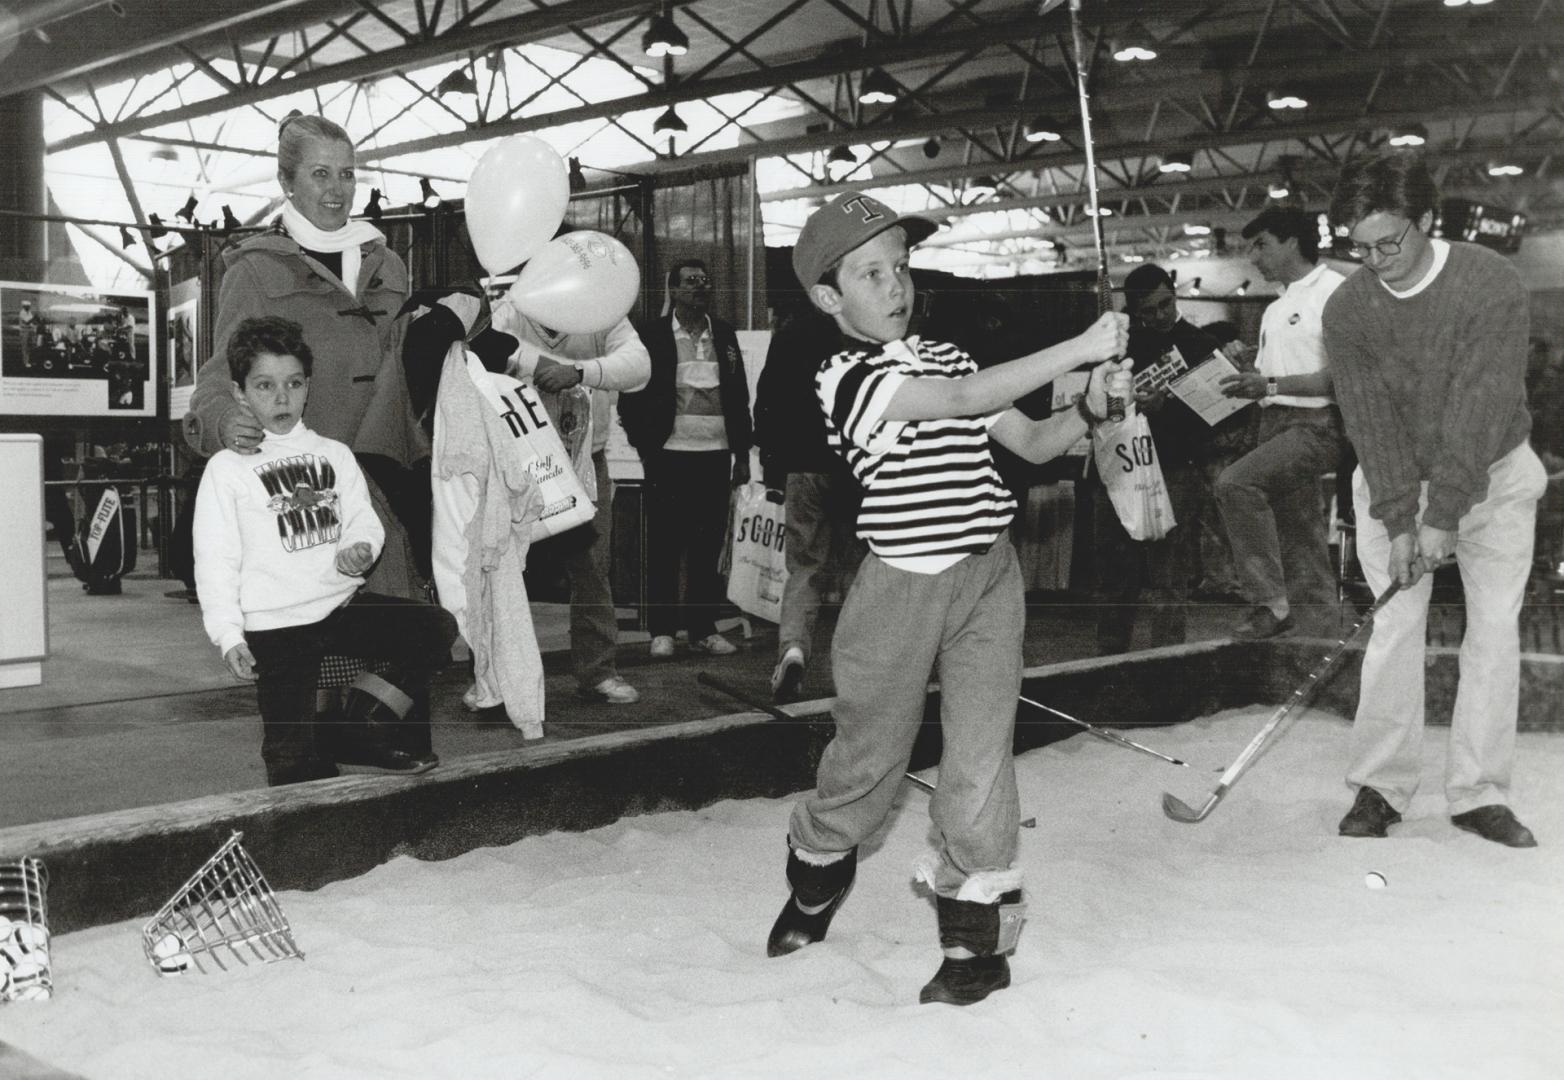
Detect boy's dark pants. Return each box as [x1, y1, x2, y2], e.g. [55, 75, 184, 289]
[246, 591, 457, 785]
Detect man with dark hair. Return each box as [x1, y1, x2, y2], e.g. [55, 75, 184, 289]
[1213, 207, 1347, 639]
[1324, 152, 1543, 848]
[620, 258, 753, 659]
[1092, 263, 1224, 654]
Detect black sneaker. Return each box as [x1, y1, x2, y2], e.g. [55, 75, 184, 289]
[1451, 805, 1537, 848]
[1338, 786, 1401, 838]
[919, 954, 1011, 1006]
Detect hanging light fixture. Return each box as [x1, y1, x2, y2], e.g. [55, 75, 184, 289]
[826, 145, 860, 181]
[922, 137, 941, 159]
[220, 205, 241, 232]
[175, 193, 200, 224]
[419, 178, 442, 209]
[858, 68, 899, 105]
[119, 225, 136, 249]
[1235, 279, 1251, 296]
[642, 7, 689, 57]
[1265, 89, 1308, 110]
[1387, 123, 1428, 147]
[1024, 116, 1063, 143]
[1187, 276, 1202, 296]
[568, 157, 587, 193]
[1157, 151, 1193, 174]
[1113, 26, 1157, 62]
[436, 69, 479, 96]
[363, 188, 384, 221]
[967, 175, 999, 199]
[653, 105, 688, 133]
[147, 213, 168, 239]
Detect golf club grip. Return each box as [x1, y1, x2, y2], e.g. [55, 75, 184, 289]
[1094, 262, 1126, 424]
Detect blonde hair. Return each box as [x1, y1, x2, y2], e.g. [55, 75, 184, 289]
[277, 111, 354, 181]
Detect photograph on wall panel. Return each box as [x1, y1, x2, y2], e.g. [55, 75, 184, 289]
[166, 278, 199, 419]
[0, 281, 157, 418]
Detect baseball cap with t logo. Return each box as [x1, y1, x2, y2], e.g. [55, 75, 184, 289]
[791, 191, 940, 290]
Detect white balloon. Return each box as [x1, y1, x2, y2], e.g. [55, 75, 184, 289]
[465, 135, 570, 275]
[505, 231, 641, 335]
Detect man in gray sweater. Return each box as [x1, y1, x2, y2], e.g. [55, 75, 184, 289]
[1324, 152, 1544, 848]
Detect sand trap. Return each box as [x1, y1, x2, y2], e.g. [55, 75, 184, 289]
[5, 708, 1561, 1079]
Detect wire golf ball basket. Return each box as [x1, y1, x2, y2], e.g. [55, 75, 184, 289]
[140, 831, 302, 977]
[0, 857, 52, 1002]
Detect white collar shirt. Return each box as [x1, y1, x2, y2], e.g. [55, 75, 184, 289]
[1257, 261, 1346, 408]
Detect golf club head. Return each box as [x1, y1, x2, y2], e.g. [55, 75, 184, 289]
[1162, 791, 1216, 823]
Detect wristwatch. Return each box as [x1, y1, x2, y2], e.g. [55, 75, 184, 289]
[1265, 377, 1278, 398]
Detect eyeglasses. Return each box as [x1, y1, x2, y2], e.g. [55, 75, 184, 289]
[1344, 218, 1414, 261]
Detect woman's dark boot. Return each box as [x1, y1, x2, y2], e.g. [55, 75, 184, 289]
[766, 844, 857, 957]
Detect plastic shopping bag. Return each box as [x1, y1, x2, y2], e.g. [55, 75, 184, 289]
[725, 482, 788, 623]
[1091, 410, 1175, 542]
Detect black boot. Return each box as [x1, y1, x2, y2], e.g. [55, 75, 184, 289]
[919, 889, 1026, 1006]
[766, 845, 857, 957]
[326, 673, 439, 775]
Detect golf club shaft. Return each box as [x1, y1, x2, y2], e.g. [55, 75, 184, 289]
[1019, 695, 1187, 766]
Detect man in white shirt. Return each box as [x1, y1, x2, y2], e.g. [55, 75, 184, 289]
[618, 260, 753, 658]
[1215, 207, 1347, 639]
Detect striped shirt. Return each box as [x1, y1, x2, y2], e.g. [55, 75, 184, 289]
[817, 335, 1015, 569]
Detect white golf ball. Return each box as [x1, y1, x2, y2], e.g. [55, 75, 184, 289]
[1364, 871, 1387, 889]
[150, 932, 186, 960]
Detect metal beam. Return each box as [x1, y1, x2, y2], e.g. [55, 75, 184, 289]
[620, 92, 1559, 179]
[48, 0, 704, 153]
[761, 135, 1562, 205]
[348, 13, 1061, 162]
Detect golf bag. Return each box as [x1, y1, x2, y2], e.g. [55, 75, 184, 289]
[69, 483, 137, 595]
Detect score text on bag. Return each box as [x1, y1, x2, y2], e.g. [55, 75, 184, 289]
[1091, 411, 1175, 542]
[725, 482, 788, 624]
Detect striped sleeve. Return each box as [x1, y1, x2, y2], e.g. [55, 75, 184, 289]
[817, 348, 907, 455]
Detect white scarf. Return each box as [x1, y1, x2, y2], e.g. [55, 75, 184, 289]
[280, 202, 385, 296]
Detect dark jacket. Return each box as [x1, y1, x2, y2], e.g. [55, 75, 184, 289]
[1126, 317, 1229, 466]
[752, 310, 846, 485]
[619, 312, 753, 460]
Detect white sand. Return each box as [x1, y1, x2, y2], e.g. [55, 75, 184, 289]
[5, 708, 1562, 1080]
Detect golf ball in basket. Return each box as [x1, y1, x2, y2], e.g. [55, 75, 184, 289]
[1364, 871, 1387, 889]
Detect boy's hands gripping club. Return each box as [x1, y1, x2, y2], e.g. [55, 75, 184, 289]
[1086, 357, 1135, 420]
[1079, 311, 1130, 366]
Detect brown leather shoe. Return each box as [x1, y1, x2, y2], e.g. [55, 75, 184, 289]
[1338, 786, 1401, 838]
[1451, 805, 1538, 848]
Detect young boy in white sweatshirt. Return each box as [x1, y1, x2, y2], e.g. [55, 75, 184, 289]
[194, 316, 456, 786]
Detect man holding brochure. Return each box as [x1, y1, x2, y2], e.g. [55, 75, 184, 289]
[1092, 264, 1231, 655]
[1213, 208, 1348, 639]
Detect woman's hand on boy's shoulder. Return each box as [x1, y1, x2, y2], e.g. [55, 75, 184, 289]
[224, 642, 257, 681]
[335, 541, 375, 577]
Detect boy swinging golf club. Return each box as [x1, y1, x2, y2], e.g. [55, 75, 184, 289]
[767, 191, 1129, 1005]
